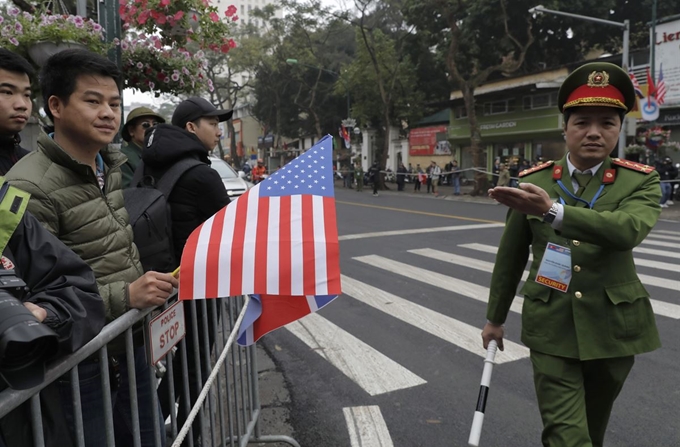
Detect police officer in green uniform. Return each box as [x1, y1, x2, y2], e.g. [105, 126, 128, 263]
[481, 62, 661, 447]
[0, 179, 104, 447]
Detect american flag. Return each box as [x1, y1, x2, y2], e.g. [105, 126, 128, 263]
[628, 70, 644, 99]
[646, 66, 656, 99]
[657, 64, 667, 105]
[178, 135, 342, 345]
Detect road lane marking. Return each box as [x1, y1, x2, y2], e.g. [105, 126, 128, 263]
[653, 230, 680, 236]
[452, 245, 680, 318]
[409, 249, 529, 282]
[458, 243, 680, 286]
[339, 223, 503, 241]
[647, 233, 680, 242]
[353, 255, 524, 314]
[341, 275, 528, 363]
[633, 247, 680, 260]
[641, 239, 680, 249]
[335, 200, 504, 224]
[344, 406, 394, 447]
[286, 313, 426, 396]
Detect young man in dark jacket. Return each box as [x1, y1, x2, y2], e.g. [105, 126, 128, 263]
[0, 49, 33, 175]
[141, 97, 231, 445]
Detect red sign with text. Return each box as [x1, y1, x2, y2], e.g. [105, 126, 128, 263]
[409, 126, 450, 156]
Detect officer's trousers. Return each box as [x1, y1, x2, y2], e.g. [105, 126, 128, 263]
[530, 350, 634, 447]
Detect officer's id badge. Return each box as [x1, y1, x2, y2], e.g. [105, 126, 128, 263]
[535, 243, 572, 293]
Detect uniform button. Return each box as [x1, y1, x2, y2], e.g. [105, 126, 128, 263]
[574, 265, 581, 272]
[575, 291, 583, 299]
[573, 240, 580, 246]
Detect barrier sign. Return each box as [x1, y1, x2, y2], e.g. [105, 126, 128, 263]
[148, 300, 186, 365]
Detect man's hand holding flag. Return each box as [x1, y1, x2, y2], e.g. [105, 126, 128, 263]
[177, 135, 341, 345]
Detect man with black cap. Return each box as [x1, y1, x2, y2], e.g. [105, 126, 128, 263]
[120, 106, 165, 187]
[481, 62, 661, 447]
[140, 97, 231, 444]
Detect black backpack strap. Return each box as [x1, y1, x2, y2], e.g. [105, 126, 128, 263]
[155, 158, 204, 198]
[130, 160, 146, 188]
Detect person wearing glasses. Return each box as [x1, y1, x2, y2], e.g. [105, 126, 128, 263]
[120, 107, 165, 187]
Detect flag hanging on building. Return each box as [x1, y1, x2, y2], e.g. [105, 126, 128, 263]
[178, 135, 342, 345]
[628, 70, 644, 99]
[657, 64, 667, 105]
[646, 66, 656, 99]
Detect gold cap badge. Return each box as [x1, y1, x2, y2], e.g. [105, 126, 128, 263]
[587, 71, 610, 88]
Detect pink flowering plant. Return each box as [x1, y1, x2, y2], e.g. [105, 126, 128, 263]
[121, 35, 214, 96]
[0, 7, 110, 57]
[119, 0, 238, 52]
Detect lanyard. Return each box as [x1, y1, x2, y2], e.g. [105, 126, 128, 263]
[556, 180, 605, 209]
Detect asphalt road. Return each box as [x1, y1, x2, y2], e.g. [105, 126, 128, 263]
[260, 186, 680, 447]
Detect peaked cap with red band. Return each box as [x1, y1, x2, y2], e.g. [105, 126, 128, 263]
[558, 62, 636, 113]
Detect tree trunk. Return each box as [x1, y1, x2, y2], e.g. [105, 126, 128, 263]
[378, 121, 391, 190]
[227, 119, 240, 167]
[462, 84, 488, 196]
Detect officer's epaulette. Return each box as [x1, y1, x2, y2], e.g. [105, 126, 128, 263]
[611, 158, 656, 174]
[518, 160, 554, 178]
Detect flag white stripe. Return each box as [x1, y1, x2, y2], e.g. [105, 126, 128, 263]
[217, 203, 238, 298]
[312, 195, 328, 295]
[191, 214, 214, 299]
[306, 295, 319, 312]
[266, 197, 280, 295]
[241, 189, 259, 292]
[290, 195, 304, 295]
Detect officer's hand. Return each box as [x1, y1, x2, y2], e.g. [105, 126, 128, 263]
[481, 322, 504, 351]
[128, 271, 179, 309]
[488, 183, 552, 217]
[24, 302, 47, 322]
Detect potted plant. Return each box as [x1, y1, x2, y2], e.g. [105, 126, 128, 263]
[624, 144, 646, 162]
[0, 7, 110, 66]
[121, 35, 214, 96]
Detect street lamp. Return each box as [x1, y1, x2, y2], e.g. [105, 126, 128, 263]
[285, 58, 351, 120]
[529, 5, 630, 159]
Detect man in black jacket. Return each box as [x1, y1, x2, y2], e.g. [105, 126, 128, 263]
[0, 50, 33, 175]
[0, 179, 105, 447]
[141, 97, 231, 445]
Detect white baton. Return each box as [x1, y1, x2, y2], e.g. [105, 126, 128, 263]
[468, 340, 498, 447]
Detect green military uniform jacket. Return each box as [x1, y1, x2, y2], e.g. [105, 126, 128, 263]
[120, 141, 142, 188]
[487, 156, 662, 361]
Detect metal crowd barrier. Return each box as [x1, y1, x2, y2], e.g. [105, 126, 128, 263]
[0, 295, 301, 447]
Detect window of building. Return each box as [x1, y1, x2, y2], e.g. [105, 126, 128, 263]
[454, 106, 467, 120]
[483, 100, 509, 115]
[523, 92, 558, 110]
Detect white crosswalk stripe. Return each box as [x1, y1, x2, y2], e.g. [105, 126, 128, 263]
[341, 275, 529, 363]
[344, 406, 394, 447]
[285, 313, 427, 396]
[454, 245, 680, 291]
[353, 255, 525, 314]
[653, 229, 680, 236]
[640, 239, 680, 249]
[646, 233, 680, 242]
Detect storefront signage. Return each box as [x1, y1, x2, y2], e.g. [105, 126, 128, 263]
[480, 121, 517, 130]
[409, 125, 450, 156]
[653, 18, 680, 107]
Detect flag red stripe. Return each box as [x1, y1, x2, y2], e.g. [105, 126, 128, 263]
[254, 197, 270, 294]
[323, 196, 341, 294]
[205, 209, 225, 298]
[279, 196, 292, 295]
[301, 195, 316, 294]
[253, 295, 312, 343]
[179, 220, 201, 300]
[229, 197, 249, 296]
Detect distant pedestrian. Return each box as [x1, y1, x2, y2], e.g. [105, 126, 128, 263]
[354, 162, 364, 192]
[396, 162, 407, 191]
[451, 160, 461, 195]
[430, 161, 441, 196]
[497, 164, 510, 186]
[368, 161, 380, 196]
[414, 164, 423, 191]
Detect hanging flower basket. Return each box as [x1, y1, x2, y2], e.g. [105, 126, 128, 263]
[121, 36, 213, 96]
[0, 8, 110, 66]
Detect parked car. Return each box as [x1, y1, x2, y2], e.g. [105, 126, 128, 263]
[208, 156, 254, 199]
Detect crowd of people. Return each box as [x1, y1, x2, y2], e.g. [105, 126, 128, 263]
[0, 48, 234, 447]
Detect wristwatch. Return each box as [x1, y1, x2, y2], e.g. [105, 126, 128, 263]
[542, 202, 559, 224]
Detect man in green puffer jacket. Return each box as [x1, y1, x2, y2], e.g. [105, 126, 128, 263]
[5, 49, 177, 447]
